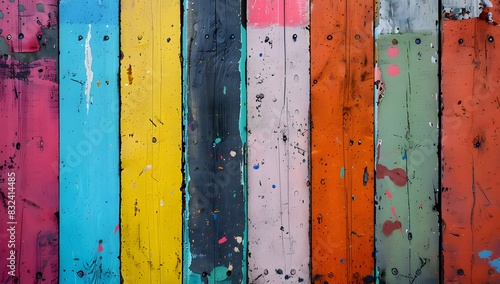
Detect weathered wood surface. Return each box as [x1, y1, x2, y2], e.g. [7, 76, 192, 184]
[311, 0, 374, 283]
[59, 0, 120, 282]
[442, 19, 500, 283]
[183, 0, 247, 283]
[120, 0, 183, 282]
[375, 1, 440, 283]
[247, 0, 310, 283]
[0, 1, 59, 282]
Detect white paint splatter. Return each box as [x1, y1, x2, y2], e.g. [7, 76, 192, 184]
[230, 151, 236, 157]
[84, 24, 94, 114]
[160, 200, 164, 207]
[139, 165, 153, 175]
[235, 236, 243, 244]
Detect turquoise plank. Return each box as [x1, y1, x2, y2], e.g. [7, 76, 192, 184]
[59, 1, 120, 282]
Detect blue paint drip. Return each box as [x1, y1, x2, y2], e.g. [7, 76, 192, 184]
[402, 150, 407, 160]
[253, 164, 259, 170]
[479, 250, 493, 259]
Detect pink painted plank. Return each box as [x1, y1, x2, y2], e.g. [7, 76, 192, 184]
[247, 0, 310, 282]
[0, 57, 59, 283]
[0, 1, 58, 282]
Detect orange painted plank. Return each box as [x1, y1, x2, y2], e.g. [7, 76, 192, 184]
[311, 0, 374, 283]
[442, 19, 500, 282]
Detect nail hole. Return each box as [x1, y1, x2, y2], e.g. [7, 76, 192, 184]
[391, 268, 398, 275]
[103, 35, 109, 41]
[415, 38, 421, 44]
[327, 35, 333, 40]
[489, 36, 494, 42]
[78, 35, 83, 41]
[458, 269, 464, 275]
[392, 39, 398, 45]
[458, 38, 463, 44]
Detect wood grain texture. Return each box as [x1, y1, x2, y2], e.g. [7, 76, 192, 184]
[182, 0, 246, 283]
[120, 0, 183, 282]
[311, 0, 374, 283]
[59, 1, 120, 282]
[375, 1, 440, 283]
[0, 1, 58, 283]
[442, 19, 500, 283]
[247, 0, 310, 283]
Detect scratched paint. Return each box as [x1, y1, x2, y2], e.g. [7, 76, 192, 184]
[59, 1, 120, 283]
[0, 0, 55, 52]
[120, 0, 183, 282]
[442, 19, 500, 282]
[183, 0, 247, 283]
[247, 0, 310, 283]
[311, 0, 375, 283]
[442, 0, 494, 20]
[375, 1, 440, 281]
[0, 1, 58, 282]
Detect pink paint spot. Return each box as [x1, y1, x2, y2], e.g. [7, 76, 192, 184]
[248, 0, 308, 27]
[114, 224, 120, 234]
[385, 190, 393, 199]
[387, 64, 400, 76]
[376, 164, 408, 186]
[218, 237, 228, 244]
[382, 220, 402, 237]
[387, 46, 400, 58]
[98, 245, 103, 252]
[391, 207, 398, 219]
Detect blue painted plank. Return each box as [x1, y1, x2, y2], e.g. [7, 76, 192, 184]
[59, 1, 120, 282]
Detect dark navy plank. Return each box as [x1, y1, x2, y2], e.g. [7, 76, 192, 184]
[183, 0, 246, 283]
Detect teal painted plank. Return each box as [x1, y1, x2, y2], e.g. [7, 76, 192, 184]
[59, 1, 120, 282]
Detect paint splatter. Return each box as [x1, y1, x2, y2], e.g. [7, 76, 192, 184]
[253, 164, 259, 170]
[382, 220, 402, 237]
[340, 167, 345, 178]
[385, 190, 393, 199]
[387, 64, 400, 76]
[218, 237, 227, 244]
[479, 250, 493, 259]
[84, 24, 94, 114]
[387, 46, 399, 58]
[376, 164, 408, 186]
[98, 244, 103, 252]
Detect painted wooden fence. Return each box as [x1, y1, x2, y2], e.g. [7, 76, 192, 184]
[120, 0, 183, 282]
[2, 1, 500, 283]
[247, 0, 310, 283]
[59, 1, 120, 282]
[311, 1, 374, 283]
[0, 1, 59, 283]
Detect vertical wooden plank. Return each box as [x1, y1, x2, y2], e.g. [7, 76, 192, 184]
[120, 0, 183, 282]
[442, 19, 500, 282]
[375, 1, 440, 283]
[182, 0, 246, 282]
[247, 0, 310, 283]
[0, 1, 58, 282]
[59, 1, 120, 282]
[311, 0, 374, 283]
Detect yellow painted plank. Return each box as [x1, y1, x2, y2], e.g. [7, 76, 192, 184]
[120, 0, 182, 282]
